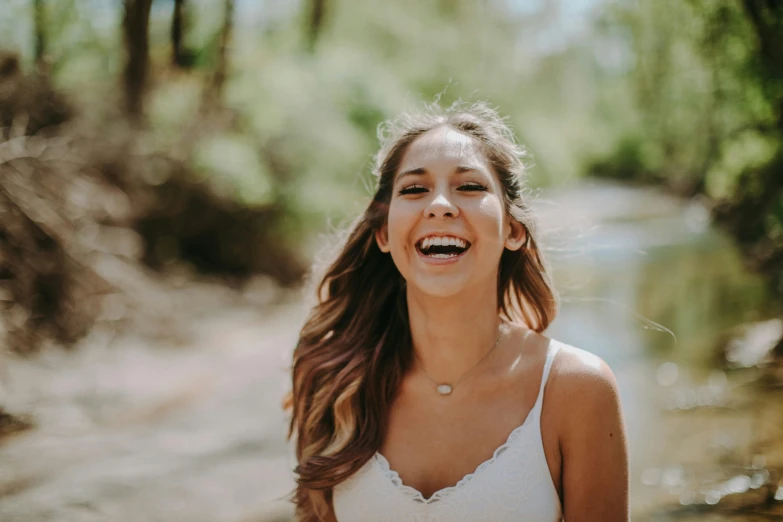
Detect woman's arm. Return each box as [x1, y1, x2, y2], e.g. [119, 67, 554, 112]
[556, 349, 629, 521]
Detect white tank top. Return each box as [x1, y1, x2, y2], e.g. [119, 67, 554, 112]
[332, 340, 563, 522]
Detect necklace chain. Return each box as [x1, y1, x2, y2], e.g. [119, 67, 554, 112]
[414, 323, 506, 396]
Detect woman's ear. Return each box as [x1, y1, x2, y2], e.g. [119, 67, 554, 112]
[504, 219, 527, 251]
[375, 224, 391, 253]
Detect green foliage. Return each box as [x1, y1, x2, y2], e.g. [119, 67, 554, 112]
[2, 0, 621, 199]
[7, 0, 781, 288]
[147, 76, 202, 138]
[586, 135, 657, 182]
[594, 0, 780, 192]
[706, 130, 778, 199]
[192, 132, 275, 206]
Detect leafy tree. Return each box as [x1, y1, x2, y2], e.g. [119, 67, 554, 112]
[593, 0, 783, 343]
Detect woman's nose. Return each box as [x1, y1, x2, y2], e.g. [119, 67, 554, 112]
[426, 191, 459, 218]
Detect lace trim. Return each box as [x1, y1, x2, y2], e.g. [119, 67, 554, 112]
[374, 416, 534, 504]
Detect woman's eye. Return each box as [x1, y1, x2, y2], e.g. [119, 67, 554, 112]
[398, 185, 427, 195]
[458, 183, 487, 192]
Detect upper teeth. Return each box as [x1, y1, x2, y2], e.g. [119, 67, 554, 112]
[420, 236, 467, 249]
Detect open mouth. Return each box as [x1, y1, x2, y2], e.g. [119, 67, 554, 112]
[416, 236, 471, 259]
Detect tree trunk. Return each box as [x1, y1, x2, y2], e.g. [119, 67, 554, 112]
[305, 0, 326, 53]
[122, 0, 153, 121]
[171, 0, 189, 68]
[208, 0, 234, 103]
[33, 0, 46, 70]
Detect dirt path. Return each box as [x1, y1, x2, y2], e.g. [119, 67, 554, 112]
[0, 298, 303, 522]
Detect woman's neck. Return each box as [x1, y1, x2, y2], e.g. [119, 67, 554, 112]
[406, 284, 503, 385]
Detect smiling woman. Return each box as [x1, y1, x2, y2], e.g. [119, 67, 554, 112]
[287, 102, 629, 522]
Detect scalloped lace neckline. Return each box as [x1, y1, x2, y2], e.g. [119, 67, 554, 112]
[373, 411, 534, 504]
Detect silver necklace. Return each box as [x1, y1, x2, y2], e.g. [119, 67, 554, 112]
[414, 324, 506, 396]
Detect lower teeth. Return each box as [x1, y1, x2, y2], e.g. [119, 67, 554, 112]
[430, 253, 457, 258]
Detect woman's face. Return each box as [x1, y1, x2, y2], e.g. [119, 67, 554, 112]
[376, 126, 526, 298]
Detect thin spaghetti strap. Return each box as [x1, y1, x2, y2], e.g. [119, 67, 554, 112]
[533, 340, 561, 412]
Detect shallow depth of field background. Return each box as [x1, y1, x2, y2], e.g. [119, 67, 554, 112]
[1, 1, 783, 521]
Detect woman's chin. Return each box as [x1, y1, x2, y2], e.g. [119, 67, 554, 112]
[407, 274, 474, 299]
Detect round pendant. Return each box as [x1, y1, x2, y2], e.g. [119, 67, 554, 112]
[436, 384, 453, 395]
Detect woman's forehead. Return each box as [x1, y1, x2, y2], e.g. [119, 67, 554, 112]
[399, 126, 489, 172]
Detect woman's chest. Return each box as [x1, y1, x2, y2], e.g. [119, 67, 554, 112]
[379, 382, 537, 499]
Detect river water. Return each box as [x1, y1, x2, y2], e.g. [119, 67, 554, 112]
[540, 183, 783, 520]
[0, 182, 780, 521]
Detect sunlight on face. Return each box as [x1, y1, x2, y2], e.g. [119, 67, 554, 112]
[377, 126, 523, 299]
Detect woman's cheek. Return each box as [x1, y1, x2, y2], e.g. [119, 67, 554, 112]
[475, 199, 506, 234]
[388, 203, 417, 239]
[385, 211, 413, 262]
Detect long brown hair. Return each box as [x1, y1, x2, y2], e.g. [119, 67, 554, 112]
[288, 101, 558, 521]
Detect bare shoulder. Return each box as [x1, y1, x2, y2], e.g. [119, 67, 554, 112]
[550, 341, 618, 391]
[546, 341, 623, 433]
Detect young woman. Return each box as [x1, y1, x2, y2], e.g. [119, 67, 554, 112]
[288, 102, 629, 521]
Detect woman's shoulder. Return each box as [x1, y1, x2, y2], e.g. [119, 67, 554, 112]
[549, 339, 617, 383]
[545, 338, 622, 420]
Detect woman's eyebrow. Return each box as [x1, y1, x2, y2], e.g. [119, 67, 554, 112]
[397, 167, 427, 179]
[396, 165, 481, 179]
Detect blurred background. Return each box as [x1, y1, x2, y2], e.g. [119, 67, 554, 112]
[0, 0, 782, 520]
